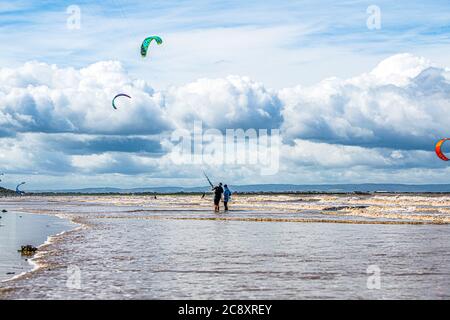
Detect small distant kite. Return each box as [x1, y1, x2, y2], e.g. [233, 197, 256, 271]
[16, 182, 26, 195]
[435, 138, 450, 161]
[112, 93, 131, 110]
[141, 36, 163, 58]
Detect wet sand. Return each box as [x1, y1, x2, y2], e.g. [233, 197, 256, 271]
[0, 194, 449, 299]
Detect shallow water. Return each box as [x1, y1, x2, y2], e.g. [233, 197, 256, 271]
[0, 211, 75, 282]
[1, 194, 450, 299]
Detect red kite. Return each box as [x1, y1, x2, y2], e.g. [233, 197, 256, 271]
[435, 138, 450, 161]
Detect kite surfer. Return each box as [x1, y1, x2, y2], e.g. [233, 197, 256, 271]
[202, 171, 225, 212]
[212, 183, 224, 212]
[223, 184, 231, 211]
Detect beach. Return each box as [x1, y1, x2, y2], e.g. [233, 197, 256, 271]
[1, 193, 450, 299]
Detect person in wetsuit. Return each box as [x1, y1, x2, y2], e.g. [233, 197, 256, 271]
[212, 183, 224, 212]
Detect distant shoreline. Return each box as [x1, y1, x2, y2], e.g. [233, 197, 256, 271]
[6, 183, 450, 195]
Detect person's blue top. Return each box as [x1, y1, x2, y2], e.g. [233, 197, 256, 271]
[224, 187, 231, 202]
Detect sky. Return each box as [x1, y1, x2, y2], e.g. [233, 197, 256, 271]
[1, 0, 450, 190]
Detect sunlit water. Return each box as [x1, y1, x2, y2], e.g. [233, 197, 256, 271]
[0, 194, 449, 299]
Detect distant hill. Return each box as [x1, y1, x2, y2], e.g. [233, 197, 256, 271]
[31, 184, 450, 194]
[0, 187, 16, 196]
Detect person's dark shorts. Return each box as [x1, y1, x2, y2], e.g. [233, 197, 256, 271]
[214, 197, 221, 205]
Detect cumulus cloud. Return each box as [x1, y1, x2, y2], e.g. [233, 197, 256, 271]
[279, 53, 450, 151]
[281, 139, 436, 170]
[0, 61, 170, 135]
[0, 133, 73, 174]
[165, 75, 282, 130]
[1, 53, 450, 188]
[0, 62, 282, 135]
[43, 133, 164, 155]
